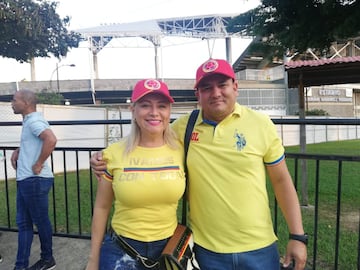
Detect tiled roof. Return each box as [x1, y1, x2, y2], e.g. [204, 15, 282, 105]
[285, 56, 360, 87]
[285, 56, 360, 70]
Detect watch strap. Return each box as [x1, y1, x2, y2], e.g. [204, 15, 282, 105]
[289, 233, 308, 245]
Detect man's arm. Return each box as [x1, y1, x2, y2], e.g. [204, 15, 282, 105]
[32, 129, 57, 175]
[267, 159, 307, 270]
[90, 151, 106, 181]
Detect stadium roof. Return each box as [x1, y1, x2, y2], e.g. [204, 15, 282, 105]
[77, 14, 246, 53]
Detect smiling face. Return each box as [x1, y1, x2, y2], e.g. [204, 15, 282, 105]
[131, 93, 171, 143]
[195, 74, 238, 123]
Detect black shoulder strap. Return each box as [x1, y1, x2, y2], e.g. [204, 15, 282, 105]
[184, 109, 199, 157]
[181, 109, 200, 225]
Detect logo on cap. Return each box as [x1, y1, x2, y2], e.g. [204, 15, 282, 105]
[144, 79, 161, 90]
[202, 59, 219, 73]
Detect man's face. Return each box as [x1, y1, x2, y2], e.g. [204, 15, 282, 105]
[195, 74, 238, 122]
[11, 92, 26, 115]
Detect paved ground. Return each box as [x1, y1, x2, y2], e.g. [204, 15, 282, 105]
[0, 231, 90, 270]
[0, 231, 199, 270]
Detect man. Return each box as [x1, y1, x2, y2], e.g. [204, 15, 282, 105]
[91, 59, 307, 270]
[11, 90, 57, 270]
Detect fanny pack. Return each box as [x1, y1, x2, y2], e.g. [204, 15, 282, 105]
[158, 224, 193, 269]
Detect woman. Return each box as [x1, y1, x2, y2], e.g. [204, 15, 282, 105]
[85, 79, 185, 270]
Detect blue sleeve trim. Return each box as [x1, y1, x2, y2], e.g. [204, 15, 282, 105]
[264, 154, 285, 166]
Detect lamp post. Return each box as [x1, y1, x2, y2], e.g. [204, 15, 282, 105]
[50, 63, 76, 93]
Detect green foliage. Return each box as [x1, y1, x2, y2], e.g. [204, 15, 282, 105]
[0, 0, 81, 62]
[36, 91, 64, 105]
[227, 0, 360, 58]
[306, 109, 329, 116]
[295, 109, 330, 116]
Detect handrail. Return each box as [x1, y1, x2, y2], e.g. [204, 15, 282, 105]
[0, 118, 358, 126]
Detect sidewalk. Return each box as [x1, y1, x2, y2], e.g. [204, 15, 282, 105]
[0, 231, 198, 270]
[0, 231, 90, 270]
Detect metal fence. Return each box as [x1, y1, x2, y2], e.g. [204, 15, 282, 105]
[0, 119, 359, 270]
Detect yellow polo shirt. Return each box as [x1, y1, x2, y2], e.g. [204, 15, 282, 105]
[172, 103, 284, 253]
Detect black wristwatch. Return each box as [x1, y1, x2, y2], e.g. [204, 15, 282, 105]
[289, 233, 308, 245]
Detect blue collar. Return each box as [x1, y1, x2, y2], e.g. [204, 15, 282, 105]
[202, 118, 218, 127]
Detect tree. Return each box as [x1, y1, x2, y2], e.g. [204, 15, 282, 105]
[227, 0, 360, 58]
[0, 0, 81, 62]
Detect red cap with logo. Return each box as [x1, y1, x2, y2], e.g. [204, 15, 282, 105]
[194, 59, 235, 88]
[131, 79, 174, 103]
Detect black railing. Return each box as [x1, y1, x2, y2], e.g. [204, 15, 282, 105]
[0, 118, 359, 269]
[283, 153, 360, 270]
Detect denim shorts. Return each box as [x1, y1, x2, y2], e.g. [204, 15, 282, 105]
[194, 241, 280, 270]
[99, 233, 168, 270]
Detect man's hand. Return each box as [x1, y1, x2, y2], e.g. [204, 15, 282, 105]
[90, 151, 106, 181]
[32, 162, 44, 175]
[11, 148, 19, 170]
[283, 240, 307, 270]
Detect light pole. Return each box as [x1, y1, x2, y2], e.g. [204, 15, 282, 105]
[50, 63, 76, 93]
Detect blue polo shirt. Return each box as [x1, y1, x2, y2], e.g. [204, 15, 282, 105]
[16, 112, 54, 181]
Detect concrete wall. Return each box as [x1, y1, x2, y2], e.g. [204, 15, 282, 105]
[0, 79, 358, 117]
[0, 79, 198, 94]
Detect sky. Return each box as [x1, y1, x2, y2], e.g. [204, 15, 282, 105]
[0, 0, 261, 83]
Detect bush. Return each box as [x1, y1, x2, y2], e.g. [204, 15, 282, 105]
[295, 109, 330, 116]
[306, 109, 329, 116]
[36, 92, 64, 105]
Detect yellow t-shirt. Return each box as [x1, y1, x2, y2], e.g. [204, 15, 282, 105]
[103, 140, 185, 242]
[172, 103, 284, 253]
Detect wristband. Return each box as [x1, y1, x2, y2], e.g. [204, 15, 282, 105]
[289, 233, 308, 245]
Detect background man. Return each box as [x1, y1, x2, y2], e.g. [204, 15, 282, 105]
[11, 90, 57, 270]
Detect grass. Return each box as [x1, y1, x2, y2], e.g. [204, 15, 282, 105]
[270, 139, 360, 270]
[0, 140, 359, 269]
[0, 169, 97, 236]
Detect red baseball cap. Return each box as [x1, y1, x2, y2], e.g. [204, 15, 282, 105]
[194, 59, 235, 88]
[131, 79, 174, 103]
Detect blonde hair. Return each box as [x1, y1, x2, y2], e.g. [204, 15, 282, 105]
[123, 104, 179, 156]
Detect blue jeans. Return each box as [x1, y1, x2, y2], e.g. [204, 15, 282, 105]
[100, 233, 168, 270]
[194, 242, 280, 270]
[15, 177, 54, 269]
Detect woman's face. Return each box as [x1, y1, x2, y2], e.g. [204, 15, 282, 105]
[132, 93, 171, 138]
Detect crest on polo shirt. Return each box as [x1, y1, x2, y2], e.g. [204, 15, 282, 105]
[234, 129, 246, 151]
[144, 79, 161, 90]
[202, 59, 219, 73]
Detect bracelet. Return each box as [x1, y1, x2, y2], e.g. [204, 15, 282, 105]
[289, 233, 308, 245]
